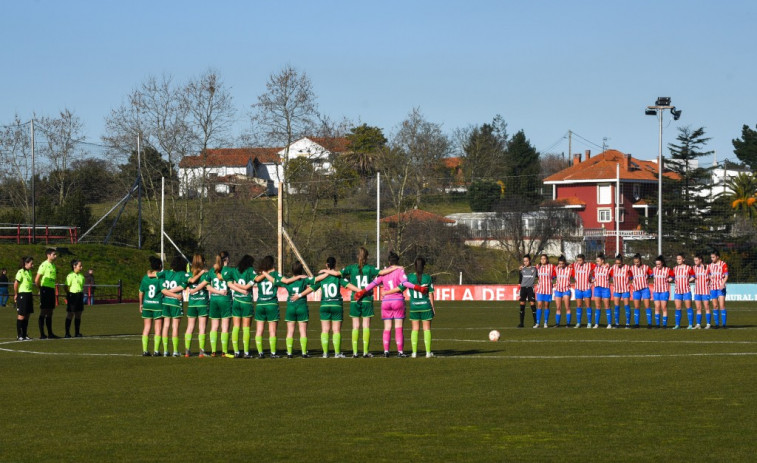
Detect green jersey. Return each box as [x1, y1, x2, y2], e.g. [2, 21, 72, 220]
[205, 267, 234, 300]
[187, 271, 209, 305]
[275, 276, 313, 308]
[400, 273, 434, 308]
[231, 267, 257, 302]
[15, 269, 34, 293]
[340, 264, 379, 301]
[256, 271, 280, 305]
[160, 270, 189, 307]
[66, 272, 85, 293]
[37, 260, 57, 288]
[139, 274, 163, 310]
[310, 275, 348, 307]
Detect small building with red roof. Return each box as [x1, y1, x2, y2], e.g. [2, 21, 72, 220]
[543, 149, 678, 255]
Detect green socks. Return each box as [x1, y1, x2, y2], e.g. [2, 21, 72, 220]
[269, 336, 277, 354]
[162, 336, 170, 353]
[232, 326, 240, 352]
[424, 330, 432, 353]
[411, 330, 419, 355]
[198, 333, 206, 352]
[286, 337, 294, 355]
[243, 327, 251, 353]
[142, 335, 149, 352]
[210, 330, 218, 353]
[184, 333, 192, 351]
[255, 335, 264, 354]
[221, 332, 229, 353]
[363, 327, 370, 355]
[172, 336, 179, 353]
[153, 335, 161, 353]
[333, 332, 341, 354]
[321, 332, 329, 354]
[300, 336, 308, 354]
[352, 329, 359, 355]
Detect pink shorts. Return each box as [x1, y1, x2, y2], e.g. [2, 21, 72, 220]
[381, 299, 406, 320]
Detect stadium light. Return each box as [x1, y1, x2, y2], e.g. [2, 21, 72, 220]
[645, 97, 682, 255]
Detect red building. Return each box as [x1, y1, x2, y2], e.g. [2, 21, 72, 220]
[543, 149, 678, 256]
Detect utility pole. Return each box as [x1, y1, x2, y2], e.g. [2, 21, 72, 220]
[137, 133, 142, 249]
[568, 130, 572, 161]
[30, 119, 36, 244]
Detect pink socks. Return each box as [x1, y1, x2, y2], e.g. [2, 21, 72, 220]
[383, 330, 391, 351]
[395, 327, 404, 353]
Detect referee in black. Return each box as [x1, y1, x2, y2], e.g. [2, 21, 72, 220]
[518, 255, 537, 328]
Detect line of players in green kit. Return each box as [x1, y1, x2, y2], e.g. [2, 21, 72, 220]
[138, 246, 436, 359]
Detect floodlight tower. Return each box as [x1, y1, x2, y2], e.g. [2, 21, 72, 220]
[645, 97, 682, 256]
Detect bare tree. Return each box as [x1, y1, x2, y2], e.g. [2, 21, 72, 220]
[0, 115, 33, 221]
[36, 109, 84, 206]
[182, 70, 235, 243]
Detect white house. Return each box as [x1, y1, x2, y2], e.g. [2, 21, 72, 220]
[178, 137, 350, 197]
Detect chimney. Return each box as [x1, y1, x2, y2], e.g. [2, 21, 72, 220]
[573, 153, 581, 165]
[624, 153, 631, 171]
[585, 149, 591, 160]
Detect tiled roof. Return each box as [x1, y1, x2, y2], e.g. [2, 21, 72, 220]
[179, 148, 281, 168]
[308, 137, 350, 153]
[381, 209, 456, 224]
[543, 150, 679, 183]
[442, 157, 463, 169]
[557, 196, 586, 207]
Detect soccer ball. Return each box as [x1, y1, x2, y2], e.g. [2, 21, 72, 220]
[488, 330, 501, 342]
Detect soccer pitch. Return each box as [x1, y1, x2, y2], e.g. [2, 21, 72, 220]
[1, 301, 756, 462]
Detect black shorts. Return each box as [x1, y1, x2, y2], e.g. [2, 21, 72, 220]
[16, 292, 34, 316]
[40, 286, 56, 310]
[519, 287, 535, 303]
[67, 293, 84, 313]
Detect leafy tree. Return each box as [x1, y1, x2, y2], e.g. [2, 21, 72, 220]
[726, 172, 757, 218]
[119, 146, 174, 201]
[344, 124, 387, 177]
[732, 124, 757, 170]
[468, 180, 501, 212]
[461, 115, 508, 181]
[504, 130, 541, 203]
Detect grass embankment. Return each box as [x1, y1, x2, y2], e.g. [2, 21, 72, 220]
[0, 244, 155, 298]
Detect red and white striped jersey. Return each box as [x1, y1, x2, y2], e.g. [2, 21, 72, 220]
[630, 264, 652, 292]
[610, 264, 632, 293]
[554, 266, 573, 292]
[692, 264, 710, 295]
[673, 264, 694, 294]
[536, 264, 556, 295]
[593, 264, 611, 288]
[652, 267, 674, 293]
[572, 262, 595, 291]
[707, 260, 728, 290]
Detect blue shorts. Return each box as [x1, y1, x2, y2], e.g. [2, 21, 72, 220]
[710, 288, 726, 299]
[593, 287, 611, 299]
[693, 294, 710, 301]
[674, 292, 691, 301]
[612, 291, 630, 299]
[536, 293, 552, 302]
[574, 289, 592, 300]
[554, 290, 570, 298]
[632, 288, 651, 300]
[653, 291, 670, 302]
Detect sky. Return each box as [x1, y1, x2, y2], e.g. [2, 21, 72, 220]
[2, 0, 756, 163]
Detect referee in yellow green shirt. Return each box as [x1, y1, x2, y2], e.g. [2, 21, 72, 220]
[34, 248, 59, 339]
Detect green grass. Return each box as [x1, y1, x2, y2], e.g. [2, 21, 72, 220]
[1, 301, 755, 462]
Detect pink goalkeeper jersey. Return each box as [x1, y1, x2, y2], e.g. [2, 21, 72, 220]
[365, 267, 408, 301]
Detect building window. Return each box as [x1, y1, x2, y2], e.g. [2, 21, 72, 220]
[597, 184, 612, 205]
[615, 207, 625, 222]
[633, 183, 641, 201]
[598, 208, 612, 223]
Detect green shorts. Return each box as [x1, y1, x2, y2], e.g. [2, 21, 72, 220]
[254, 303, 280, 322]
[209, 298, 232, 319]
[409, 309, 434, 321]
[187, 305, 209, 318]
[162, 303, 184, 318]
[285, 303, 309, 322]
[350, 300, 374, 318]
[142, 308, 163, 320]
[320, 304, 344, 322]
[232, 299, 254, 318]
